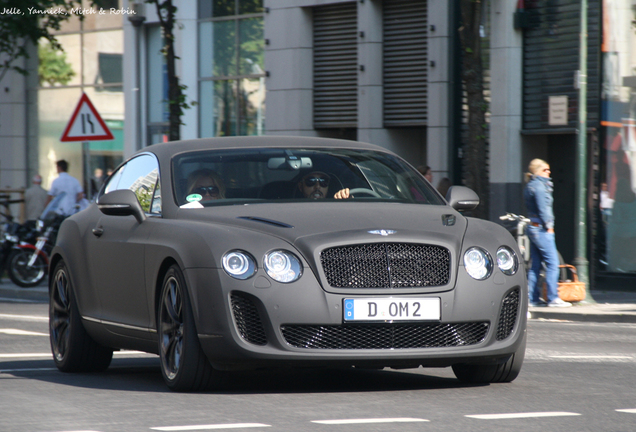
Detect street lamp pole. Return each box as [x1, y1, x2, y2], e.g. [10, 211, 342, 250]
[575, 0, 593, 301]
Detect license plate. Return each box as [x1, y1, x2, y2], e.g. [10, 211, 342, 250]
[343, 298, 440, 322]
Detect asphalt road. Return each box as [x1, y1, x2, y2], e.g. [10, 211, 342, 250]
[1, 302, 636, 432]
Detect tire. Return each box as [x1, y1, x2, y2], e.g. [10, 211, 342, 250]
[49, 260, 113, 372]
[452, 333, 526, 384]
[7, 249, 47, 288]
[158, 265, 217, 392]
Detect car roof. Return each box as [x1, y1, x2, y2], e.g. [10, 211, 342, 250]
[138, 136, 391, 161]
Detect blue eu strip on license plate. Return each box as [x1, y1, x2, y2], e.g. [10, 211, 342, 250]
[343, 298, 440, 322]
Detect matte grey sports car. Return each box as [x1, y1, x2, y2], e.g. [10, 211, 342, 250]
[49, 136, 527, 391]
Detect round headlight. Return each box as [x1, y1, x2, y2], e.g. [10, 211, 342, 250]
[264, 250, 302, 283]
[222, 250, 256, 280]
[496, 246, 518, 275]
[463, 247, 493, 280]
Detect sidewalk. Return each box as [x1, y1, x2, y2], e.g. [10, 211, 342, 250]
[529, 288, 636, 323]
[2, 278, 636, 323]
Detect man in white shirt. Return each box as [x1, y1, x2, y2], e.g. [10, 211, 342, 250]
[45, 160, 84, 216]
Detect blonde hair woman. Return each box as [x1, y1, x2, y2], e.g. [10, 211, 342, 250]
[186, 169, 226, 201]
[524, 159, 571, 308]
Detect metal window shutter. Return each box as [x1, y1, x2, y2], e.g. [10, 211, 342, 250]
[383, 0, 427, 127]
[313, 2, 358, 129]
[522, 0, 600, 130]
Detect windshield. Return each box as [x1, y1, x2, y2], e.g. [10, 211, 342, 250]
[172, 148, 445, 207]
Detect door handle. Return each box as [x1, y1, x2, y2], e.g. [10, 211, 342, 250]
[92, 227, 104, 237]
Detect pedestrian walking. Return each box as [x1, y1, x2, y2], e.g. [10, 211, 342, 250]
[24, 174, 48, 221]
[524, 159, 571, 308]
[45, 160, 84, 217]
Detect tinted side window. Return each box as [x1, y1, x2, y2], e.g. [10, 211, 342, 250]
[102, 154, 160, 214]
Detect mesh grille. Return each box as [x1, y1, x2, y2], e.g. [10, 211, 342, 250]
[320, 243, 450, 288]
[281, 322, 488, 349]
[230, 293, 267, 346]
[496, 289, 520, 341]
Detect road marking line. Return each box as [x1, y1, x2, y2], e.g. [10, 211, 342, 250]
[0, 350, 150, 359]
[0, 328, 48, 336]
[0, 313, 48, 321]
[0, 353, 51, 358]
[0, 367, 57, 373]
[616, 409, 636, 414]
[466, 412, 581, 420]
[311, 418, 429, 425]
[550, 355, 632, 359]
[151, 424, 271, 431]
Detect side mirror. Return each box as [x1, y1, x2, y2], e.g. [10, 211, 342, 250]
[446, 186, 480, 211]
[97, 189, 147, 224]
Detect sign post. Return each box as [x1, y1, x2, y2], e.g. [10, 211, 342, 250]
[60, 93, 114, 200]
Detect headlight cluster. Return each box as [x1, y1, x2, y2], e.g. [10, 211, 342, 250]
[222, 249, 302, 283]
[463, 246, 518, 280]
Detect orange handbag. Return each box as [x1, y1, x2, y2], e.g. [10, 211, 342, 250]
[557, 264, 586, 302]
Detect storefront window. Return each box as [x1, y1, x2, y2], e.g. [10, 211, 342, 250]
[600, 0, 636, 273]
[198, 0, 265, 137]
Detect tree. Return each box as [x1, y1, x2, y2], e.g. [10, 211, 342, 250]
[38, 41, 75, 86]
[0, 0, 78, 84]
[145, 0, 192, 142]
[458, 0, 489, 220]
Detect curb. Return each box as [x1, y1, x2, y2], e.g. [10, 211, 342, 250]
[529, 309, 636, 324]
[0, 284, 48, 303]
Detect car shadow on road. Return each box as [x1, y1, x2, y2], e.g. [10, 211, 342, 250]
[1, 356, 486, 394]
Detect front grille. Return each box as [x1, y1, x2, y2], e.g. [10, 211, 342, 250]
[320, 243, 451, 288]
[281, 322, 488, 349]
[496, 289, 520, 341]
[230, 293, 267, 346]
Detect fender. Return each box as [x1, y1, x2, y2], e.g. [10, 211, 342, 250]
[12, 243, 50, 265]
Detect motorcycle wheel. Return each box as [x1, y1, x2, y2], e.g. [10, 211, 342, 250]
[7, 249, 47, 288]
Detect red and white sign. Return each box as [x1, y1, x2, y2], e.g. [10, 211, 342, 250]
[60, 93, 114, 142]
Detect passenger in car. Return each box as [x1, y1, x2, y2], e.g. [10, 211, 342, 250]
[186, 169, 226, 201]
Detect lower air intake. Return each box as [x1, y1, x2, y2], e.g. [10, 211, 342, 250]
[281, 322, 489, 349]
[496, 288, 520, 341]
[230, 293, 267, 346]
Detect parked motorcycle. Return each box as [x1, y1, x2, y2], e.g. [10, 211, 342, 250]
[499, 212, 566, 279]
[499, 212, 531, 268]
[6, 193, 67, 288]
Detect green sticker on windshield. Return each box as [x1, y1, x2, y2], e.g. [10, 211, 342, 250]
[186, 193, 202, 202]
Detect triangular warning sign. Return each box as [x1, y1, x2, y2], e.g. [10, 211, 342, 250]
[60, 93, 114, 142]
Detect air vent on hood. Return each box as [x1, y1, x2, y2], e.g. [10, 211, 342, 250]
[237, 216, 294, 228]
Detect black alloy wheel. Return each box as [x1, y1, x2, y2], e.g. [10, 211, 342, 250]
[158, 265, 217, 392]
[49, 260, 113, 372]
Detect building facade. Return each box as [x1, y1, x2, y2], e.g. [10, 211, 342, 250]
[2, 0, 634, 286]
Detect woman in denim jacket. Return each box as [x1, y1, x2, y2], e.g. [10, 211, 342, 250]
[524, 159, 571, 308]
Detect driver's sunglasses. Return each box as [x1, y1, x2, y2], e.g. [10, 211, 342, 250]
[194, 186, 219, 196]
[304, 177, 329, 188]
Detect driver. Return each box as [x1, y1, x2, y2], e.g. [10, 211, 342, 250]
[297, 171, 350, 200]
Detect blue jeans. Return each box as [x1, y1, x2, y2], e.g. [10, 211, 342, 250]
[527, 226, 560, 303]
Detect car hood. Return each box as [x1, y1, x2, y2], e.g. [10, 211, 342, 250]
[177, 201, 467, 252]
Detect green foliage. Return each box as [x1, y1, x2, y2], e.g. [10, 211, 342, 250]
[0, 0, 80, 83]
[135, 187, 152, 213]
[38, 41, 75, 86]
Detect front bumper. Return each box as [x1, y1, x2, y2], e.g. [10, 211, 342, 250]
[186, 268, 527, 370]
